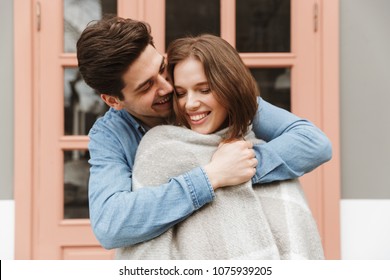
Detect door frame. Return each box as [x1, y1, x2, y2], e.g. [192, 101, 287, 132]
[14, 0, 340, 259]
[14, 0, 35, 259]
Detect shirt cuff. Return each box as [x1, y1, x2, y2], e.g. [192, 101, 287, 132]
[251, 143, 284, 184]
[183, 167, 215, 210]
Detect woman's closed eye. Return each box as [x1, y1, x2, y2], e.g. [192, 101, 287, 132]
[199, 88, 211, 94]
[175, 89, 186, 98]
[175, 88, 211, 97]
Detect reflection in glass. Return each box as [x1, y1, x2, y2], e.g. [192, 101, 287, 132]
[64, 0, 117, 53]
[64, 150, 90, 219]
[236, 0, 290, 53]
[166, 0, 220, 50]
[64, 68, 108, 135]
[251, 68, 291, 111]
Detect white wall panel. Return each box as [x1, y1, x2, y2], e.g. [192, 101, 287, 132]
[341, 200, 390, 259]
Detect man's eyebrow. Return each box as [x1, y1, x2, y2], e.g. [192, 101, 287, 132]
[134, 56, 165, 93]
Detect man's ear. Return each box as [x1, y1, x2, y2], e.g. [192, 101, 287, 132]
[100, 94, 123, 110]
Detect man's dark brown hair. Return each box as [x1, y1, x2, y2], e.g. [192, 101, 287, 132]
[77, 16, 154, 99]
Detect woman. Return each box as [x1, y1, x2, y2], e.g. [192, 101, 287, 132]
[117, 34, 324, 260]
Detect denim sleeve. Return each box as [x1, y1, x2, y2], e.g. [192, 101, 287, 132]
[88, 128, 215, 249]
[251, 97, 332, 184]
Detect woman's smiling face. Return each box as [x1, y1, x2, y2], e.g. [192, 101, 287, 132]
[173, 57, 228, 135]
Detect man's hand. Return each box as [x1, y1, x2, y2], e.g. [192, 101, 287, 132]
[204, 140, 258, 190]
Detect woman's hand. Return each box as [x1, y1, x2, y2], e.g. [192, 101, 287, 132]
[204, 140, 257, 190]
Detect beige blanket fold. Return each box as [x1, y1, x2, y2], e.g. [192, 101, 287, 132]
[116, 125, 324, 260]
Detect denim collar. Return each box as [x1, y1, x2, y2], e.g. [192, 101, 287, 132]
[119, 109, 148, 136]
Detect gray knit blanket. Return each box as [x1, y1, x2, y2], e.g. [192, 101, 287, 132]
[117, 125, 324, 259]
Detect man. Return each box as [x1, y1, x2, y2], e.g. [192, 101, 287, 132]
[77, 16, 332, 249]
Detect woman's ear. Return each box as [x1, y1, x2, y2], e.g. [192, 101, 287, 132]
[100, 94, 123, 110]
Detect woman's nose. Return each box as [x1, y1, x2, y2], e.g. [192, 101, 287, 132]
[185, 92, 200, 110]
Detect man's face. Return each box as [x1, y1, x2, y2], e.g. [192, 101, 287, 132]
[114, 45, 173, 128]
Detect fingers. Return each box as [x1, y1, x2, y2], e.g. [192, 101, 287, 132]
[251, 157, 258, 168]
[218, 139, 253, 148]
[245, 142, 257, 168]
[246, 141, 253, 149]
[234, 140, 253, 149]
[209, 139, 258, 188]
[243, 141, 255, 160]
[218, 140, 256, 162]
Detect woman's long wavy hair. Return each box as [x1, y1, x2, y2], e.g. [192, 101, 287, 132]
[167, 34, 259, 141]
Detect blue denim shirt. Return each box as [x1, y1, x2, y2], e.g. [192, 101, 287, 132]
[88, 97, 332, 249]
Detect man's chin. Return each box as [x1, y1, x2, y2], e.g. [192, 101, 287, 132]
[159, 107, 173, 117]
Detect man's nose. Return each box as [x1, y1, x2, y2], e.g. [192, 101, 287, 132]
[157, 75, 173, 95]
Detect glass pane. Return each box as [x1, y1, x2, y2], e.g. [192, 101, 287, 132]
[250, 68, 291, 111]
[64, 0, 117, 53]
[165, 0, 220, 50]
[64, 68, 108, 135]
[64, 150, 90, 219]
[236, 0, 290, 53]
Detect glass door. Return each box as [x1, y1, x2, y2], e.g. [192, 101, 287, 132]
[36, 0, 117, 259]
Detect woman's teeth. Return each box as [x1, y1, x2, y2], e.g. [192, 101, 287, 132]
[190, 113, 208, 121]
